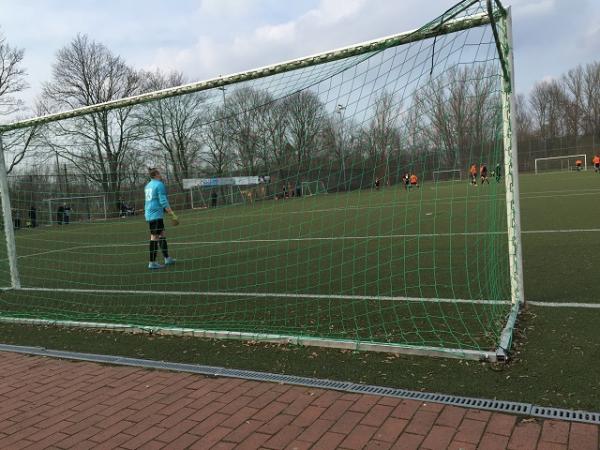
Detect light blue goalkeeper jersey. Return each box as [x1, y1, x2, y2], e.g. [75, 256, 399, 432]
[144, 179, 170, 221]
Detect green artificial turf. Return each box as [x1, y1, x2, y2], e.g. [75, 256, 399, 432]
[1, 171, 600, 410]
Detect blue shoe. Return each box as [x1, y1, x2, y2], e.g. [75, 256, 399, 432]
[148, 262, 165, 270]
[164, 257, 176, 266]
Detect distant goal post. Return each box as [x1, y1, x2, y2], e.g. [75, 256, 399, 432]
[44, 195, 108, 224]
[432, 169, 463, 182]
[301, 181, 327, 196]
[534, 154, 587, 174]
[183, 176, 269, 208]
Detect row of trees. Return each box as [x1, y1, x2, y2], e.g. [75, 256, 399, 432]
[2, 29, 599, 211]
[3, 33, 502, 209]
[516, 62, 600, 170]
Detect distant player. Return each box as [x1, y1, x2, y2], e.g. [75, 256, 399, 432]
[403, 173, 410, 190]
[469, 164, 478, 185]
[495, 162, 502, 183]
[593, 155, 600, 173]
[56, 205, 64, 225]
[375, 177, 381, 190]
[409, 173, 418, 189]
[575, 159, 583, 172]
[145, 167, 178, 270]
[28, 205, 37, 228]
[480, 164, 489, 184]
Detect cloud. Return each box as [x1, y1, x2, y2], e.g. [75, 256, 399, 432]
[511, 0, 557, 17]
[145, 0, 374, 81]
[198, 0, 256, 17]
[254, 22, 296, 44]
[2, 0, 600, 108]
[301, 0, 366, 26]
[145, 0, 458, 82]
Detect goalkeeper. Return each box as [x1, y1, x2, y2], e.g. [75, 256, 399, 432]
[144, 167, 178, 269]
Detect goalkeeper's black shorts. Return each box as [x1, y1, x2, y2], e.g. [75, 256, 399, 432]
[148, 219, 165, 235]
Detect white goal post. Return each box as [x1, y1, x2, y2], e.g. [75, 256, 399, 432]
[45, 195, 108, 224]
[184, 177, 264, 208]
[301, 181, 327, 196]
[432, 169, 463, 182]
[534, 154, 587, 174]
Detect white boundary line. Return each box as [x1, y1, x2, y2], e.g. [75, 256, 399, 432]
[6, 287, 510, 305]
[0, 319, 498, 361]
[7, 187, 599, 233]
[527, 301, 600, 309]
[180, 189, 600, 220]
[14, 228, 600, 260]
[522, 228, 600, 235]
[3, 286, 599, 308]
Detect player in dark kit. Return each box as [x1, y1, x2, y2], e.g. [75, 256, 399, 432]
[495, 163, 502, 183]
[480, 164, 489, 184]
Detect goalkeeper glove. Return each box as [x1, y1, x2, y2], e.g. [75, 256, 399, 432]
[170, 212, 180, 226]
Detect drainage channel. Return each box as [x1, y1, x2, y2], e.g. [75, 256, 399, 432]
[1, 343, 598, 425]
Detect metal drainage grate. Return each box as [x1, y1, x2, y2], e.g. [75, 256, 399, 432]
[343, 383, 531, 415]
[531, 406, 600, 425]
[1, 343, 599, 425]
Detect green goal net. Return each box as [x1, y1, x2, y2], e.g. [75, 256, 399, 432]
[0, 0, 523, 360]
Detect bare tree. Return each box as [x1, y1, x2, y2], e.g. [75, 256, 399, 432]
[225, 87, 272, 175]
[514, 93, 532, 138]
[580, 62, 600, 140]
[282, 91, 326, 172]
[363, 91, 402, 181]
[2, 127, 38, 173]
[41, 34, 142, 210]
[529, 79, 567, 140]
[415, 65, 499, 169]
[138, 70, 206, 189]
[0, 30, 27, 117]
[562, 66, 585, 137]
[257, 101, 290, 180]
[202, 103, 234, 177]
[0, 29, 38, 174]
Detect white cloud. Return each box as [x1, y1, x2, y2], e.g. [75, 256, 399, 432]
[1, 0, 600, 109]
[511, 0, 557, 17]
[254, 22, 296, 44]
[197, 0, 258, 18]
[301, 0, 366, 26]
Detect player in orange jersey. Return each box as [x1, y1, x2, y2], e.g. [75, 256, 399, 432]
[469, 164, 478, 185]
[409, 174, 418, 189]
[593, 155, 600, 173]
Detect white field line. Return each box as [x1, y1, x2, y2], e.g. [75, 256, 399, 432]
[15, 227, 600, 260]
[11, 187, 599, 239]
[189, 189, 600, 220]
[527, 301, 600, 309]
[5, 286, 600, 309]
[522, 228, 600, 235]
[8, 286, 509, 305]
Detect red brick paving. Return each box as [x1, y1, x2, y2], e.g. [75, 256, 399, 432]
[0, 352, 598, 449]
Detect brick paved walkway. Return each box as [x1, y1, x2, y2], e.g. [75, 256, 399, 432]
[0, 352, 598, 450]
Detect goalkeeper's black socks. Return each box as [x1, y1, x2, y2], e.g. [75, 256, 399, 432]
[149, 240, 159, 262]
[159, 237, 169, 258]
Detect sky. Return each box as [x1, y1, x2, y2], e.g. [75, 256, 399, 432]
[0, 0, 598, 111]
